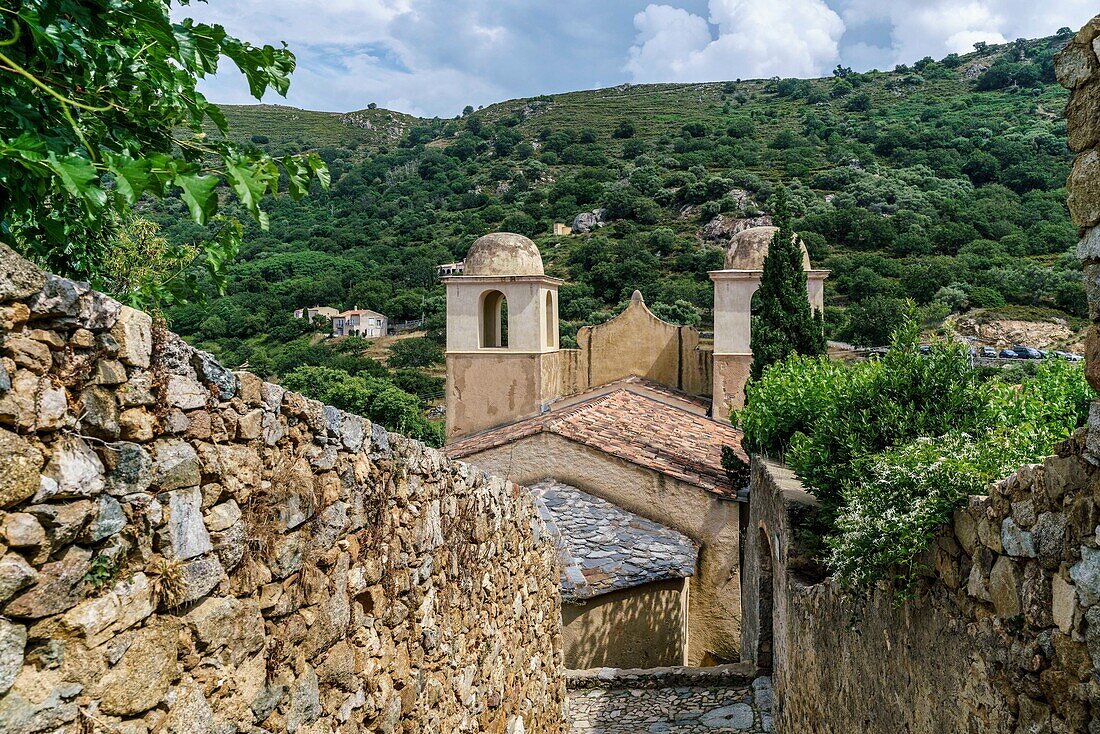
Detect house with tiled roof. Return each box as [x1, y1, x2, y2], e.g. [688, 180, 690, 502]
[331, 307, 388, 338]
[442, 231, 826, 669]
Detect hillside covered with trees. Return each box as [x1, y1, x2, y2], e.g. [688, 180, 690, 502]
[149, 31, 1081, 389]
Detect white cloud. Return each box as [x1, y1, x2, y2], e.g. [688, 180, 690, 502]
[835, 0, 1097, 69]
[175, 0, 1099, 116]
[178, 0, 645, 116]
[625, 5, 712, 81]
[625, 0, 845, 83]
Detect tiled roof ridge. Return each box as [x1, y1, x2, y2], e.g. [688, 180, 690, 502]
[445, 387, 622, 458]
[553, 386, 731, 439]
[447, 384, 744, 498]
[556, 389, 743, 493]
[545, 389, 618, 425]
[616, 375, 712, 408]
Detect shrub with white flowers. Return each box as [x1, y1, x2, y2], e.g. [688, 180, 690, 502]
[735, 315, 1091, 592]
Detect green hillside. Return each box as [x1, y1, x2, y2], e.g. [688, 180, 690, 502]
[151, 31, 1081, 387]
[213, 104, 419, 149]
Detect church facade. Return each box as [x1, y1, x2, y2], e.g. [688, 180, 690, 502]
[443, 230, 825, 669]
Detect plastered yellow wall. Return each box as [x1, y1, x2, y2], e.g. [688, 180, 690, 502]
[562, 578, 689, 669]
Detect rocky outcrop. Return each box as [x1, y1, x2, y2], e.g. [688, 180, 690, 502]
[949, 313, 1084, 352]
[571, 209, 607, 234]
[0, 245, 565, 733]
[699, 215, 772, 244]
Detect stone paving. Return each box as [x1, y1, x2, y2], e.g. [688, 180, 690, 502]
[567, 676, 773, 734]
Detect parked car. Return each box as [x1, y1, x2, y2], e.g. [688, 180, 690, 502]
[980, 346, 998, 359]
[999, 349, 1019, 359]
[1053, 351, 1084, 362]
[1011, 345, 1042, 359]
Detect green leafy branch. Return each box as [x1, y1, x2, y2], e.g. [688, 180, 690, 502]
[0, 1, 330, 305]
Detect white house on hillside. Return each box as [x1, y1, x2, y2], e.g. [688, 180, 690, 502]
[332, 307, 388, 338]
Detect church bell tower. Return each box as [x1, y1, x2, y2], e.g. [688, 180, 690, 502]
[710, 226, 828, 419]
[443, 232, 562, 440]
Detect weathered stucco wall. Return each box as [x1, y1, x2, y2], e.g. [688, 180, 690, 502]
[710, 354, 752, 419]
[0, 245, 565, 734]
[561, 578, 688, 670]
[447, 291, 712, 441]
[446, 351, 558, 439]
[568, 293, 710, 399]
[743, 436, 1100, 733]
[462, 431, 741, 666]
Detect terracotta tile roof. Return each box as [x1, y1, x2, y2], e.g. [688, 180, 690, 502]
[603, 376, 712, 412]
[447, 382, 746, 498]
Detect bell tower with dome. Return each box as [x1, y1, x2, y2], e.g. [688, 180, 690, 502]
[443, 232, 563, 439]
[709, 226, 828, 419]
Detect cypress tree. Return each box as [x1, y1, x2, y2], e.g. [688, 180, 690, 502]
[749, 188, 827, 381]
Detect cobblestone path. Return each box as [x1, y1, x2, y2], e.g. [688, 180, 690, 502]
[567, 676, 773, 734]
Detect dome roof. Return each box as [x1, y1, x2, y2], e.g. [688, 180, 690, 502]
[724, 226, 812, 271]
[464, 232, 544, 276]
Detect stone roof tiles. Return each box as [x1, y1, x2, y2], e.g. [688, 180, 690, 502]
[446, 379, 746, 498]
[529, 479, 698, 602]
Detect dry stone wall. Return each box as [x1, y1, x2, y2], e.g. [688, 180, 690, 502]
[747, 436, 1100, 733]
[0, 244, 565, 733]
[1062, 15, 1100, 408]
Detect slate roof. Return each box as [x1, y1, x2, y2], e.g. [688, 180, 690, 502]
[530, 479, 698, 602]
[446, 378, 746, 498]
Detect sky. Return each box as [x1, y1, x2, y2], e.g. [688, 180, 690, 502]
[179, 0, 1099, 118]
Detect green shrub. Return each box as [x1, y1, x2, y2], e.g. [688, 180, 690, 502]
[392, 369, 445, 401]
[388, 337, 444, 368]
[830, 354, 1088, 596]
[968, 286, 1007, 309]
[737, 354, 849, 457]
[735, 316, 1090, 592]
[828, 431, 1033, 592]
[650, 299, 702, 326]
[788, 320, 995, 511]
[281, 366, 443, 446]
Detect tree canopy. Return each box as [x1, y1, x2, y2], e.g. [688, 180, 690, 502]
[0, 0, 328, 306]
[749, 189, 827, 381]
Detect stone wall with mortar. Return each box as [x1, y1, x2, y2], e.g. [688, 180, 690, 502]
[565, 664, 772, 734]
[0, 244, 565, 733]
[743, 434, 1100, 733]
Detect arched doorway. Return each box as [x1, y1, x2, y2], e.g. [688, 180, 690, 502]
[756, 527, 774, 669]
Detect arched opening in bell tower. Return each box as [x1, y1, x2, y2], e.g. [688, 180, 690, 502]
[545, 290, 556, 349]
[480, 289, 509, 348]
